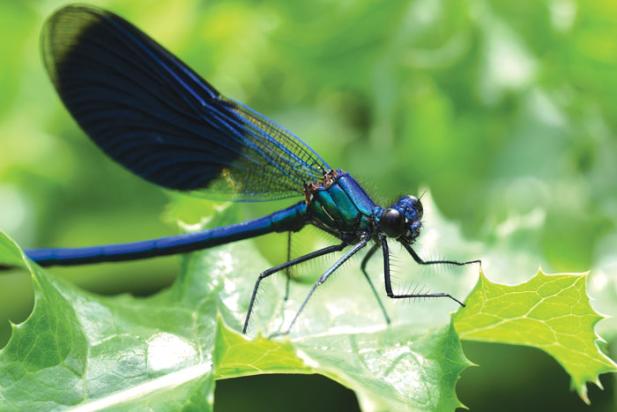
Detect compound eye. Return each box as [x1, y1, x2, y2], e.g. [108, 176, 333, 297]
[414, 198, 424, 219]
[404, 195, 423, 219]
[381, 208, 405, 237]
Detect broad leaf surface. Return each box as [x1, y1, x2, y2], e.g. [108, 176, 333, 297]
[454, 271, 617, 403]
[0, 200, 472, 412]
[1, 196, 615, 410]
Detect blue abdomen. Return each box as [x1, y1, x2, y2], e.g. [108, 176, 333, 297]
[308, 171, 376, 239]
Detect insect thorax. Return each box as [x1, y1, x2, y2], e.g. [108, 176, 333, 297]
[305, 170, 376, 240]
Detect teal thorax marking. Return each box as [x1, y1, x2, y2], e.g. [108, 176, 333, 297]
[306, 170, 376, 242]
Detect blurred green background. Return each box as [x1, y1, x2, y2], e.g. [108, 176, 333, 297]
[1, 0, 616, 410]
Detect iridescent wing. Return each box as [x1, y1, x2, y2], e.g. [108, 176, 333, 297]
[41, 5, 329, 201]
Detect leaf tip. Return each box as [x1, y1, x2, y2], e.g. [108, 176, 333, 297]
[574, 382, 591, 405]
[0, 231, 30, 269]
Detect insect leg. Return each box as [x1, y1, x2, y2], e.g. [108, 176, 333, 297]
[402, 242, 481, 267]
[384, 239, 465, 306]
[276, 237, 369, 336]
[284, 231, 293, 302]
[273, 231, 295, 333]
[243, 241, 347, 334]
[360, 243, 391, 325]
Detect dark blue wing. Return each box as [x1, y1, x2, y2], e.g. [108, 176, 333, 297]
[41, 5, 329, 200]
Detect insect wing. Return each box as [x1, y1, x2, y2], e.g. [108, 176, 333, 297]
[42, 5, 329, 200]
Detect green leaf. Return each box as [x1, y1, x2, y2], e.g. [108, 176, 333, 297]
[0, 234, 217, 412]
[0, 201, 471, 411]
[453, 271, 617, 403]
[291, 323, 469, 412]
[216, 320, 469, 412]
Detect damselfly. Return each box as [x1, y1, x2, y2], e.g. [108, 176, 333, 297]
[17, 5, 480, 334]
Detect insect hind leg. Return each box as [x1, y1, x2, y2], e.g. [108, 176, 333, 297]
[272, 237, 369, 337]
[274, 231, 294, 332]
[243, 240, 347, 334]
[283, 231, 293, 302]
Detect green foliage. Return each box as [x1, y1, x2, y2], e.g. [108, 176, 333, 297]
[0, 221, 469, 411]
[2, 0, 617, 410]
[0, 233, 217, 411]
[454, 271, 617, 403]
[2, 196, 616, 410]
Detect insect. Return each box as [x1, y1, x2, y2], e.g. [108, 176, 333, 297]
[22, 4, 480, 335]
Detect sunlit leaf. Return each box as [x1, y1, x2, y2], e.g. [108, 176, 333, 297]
[454, 271, 617, 403]
[0, 199, 471, 411]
